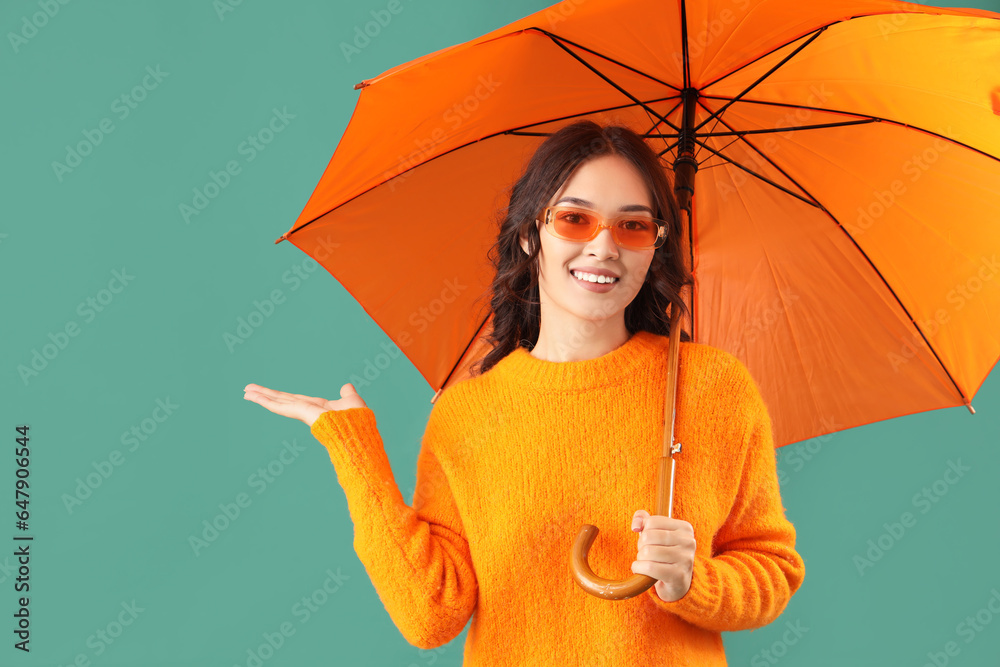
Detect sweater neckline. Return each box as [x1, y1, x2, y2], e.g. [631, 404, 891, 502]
[496, 329, 664, 391]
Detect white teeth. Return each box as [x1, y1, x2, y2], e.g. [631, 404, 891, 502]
[571, 270, 618, 284]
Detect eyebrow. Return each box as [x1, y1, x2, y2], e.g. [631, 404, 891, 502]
[555, 197, 654, 216]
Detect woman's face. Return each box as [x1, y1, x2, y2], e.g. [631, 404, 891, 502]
[519, 153, 657, 326]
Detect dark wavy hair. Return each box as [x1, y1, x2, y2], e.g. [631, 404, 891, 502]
[470, 120, 694, 377]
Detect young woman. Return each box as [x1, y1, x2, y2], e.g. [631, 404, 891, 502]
[244, 121, 805, 665]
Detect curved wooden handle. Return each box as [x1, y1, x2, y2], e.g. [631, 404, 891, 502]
[569, 304, 684, 600]
[570, 524, 659, 599]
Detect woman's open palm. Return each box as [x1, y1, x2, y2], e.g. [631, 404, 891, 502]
[243, 382, 367, 427]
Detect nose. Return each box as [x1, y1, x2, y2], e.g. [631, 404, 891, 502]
[583, 225, 620, 259]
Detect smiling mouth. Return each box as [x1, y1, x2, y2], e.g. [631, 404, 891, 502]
[570, 269, 619, 284]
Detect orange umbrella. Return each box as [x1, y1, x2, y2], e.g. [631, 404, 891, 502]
[274, 0, 1000, 595]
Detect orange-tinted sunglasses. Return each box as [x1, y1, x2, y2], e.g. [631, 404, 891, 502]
[536, 205, 668, 250]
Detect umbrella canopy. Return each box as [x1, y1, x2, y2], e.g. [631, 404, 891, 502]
[276, 0, 1000, 447]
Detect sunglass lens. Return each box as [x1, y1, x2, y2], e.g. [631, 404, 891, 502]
[551, 208, 599, 241]
[616, 218, 658, 249]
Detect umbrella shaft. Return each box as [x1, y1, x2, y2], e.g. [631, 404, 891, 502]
[656, 453, 679, 519]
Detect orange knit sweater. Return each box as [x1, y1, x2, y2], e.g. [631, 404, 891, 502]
[310, 329, 805, 666]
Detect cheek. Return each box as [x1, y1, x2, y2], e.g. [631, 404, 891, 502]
[624, 255, 654, 287]
[538, 241, 574, 276]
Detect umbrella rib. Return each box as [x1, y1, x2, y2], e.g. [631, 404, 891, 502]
[699, 94, 888, 126]
[674, 135, 821, 209]
[544, 38, 678, 134]
[434, 311, 492, 400]
[693, 27, 827, 133]
[698, 95, 1000, 165]
[680, 0, 691, 89]
[692, 159, 733, 171]
[694, 97, 829, 204]
[700, 24, 826, 92]
[700, 10, 979, 93]
[648, 119, 876, 138]
[699, 133, 746, 164]
[645, 120, 877, 159]
[693, 109, 974, 410]
[503, 96, 682, 137]
[641, 100, 684, 138]
[530, 27, 684, 94]
[639, 101, 685, 165]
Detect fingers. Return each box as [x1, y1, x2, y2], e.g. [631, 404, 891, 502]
[243, 388, 289, 409]
[245, 385, 331, 412]
[243, 386, 313, 424]
[245, 384, 310, 403]
[243, 384, 301, 413]
[636, 540, 691, 562]
[632, 509, 651, 532]
[632, 510, 693, 535]
[631, 554, 681, 578]
[244, 384, 292, 402]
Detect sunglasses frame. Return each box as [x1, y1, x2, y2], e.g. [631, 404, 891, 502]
[536, 205, 669, 250]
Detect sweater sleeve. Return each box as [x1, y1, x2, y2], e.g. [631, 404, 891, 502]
[649, 363, 806, 632]
[309, 403, 478, 649]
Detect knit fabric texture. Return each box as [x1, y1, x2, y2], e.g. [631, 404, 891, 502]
[310, 329, 806, 666]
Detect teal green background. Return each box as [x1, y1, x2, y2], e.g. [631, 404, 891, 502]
[3, 0, 999, 665]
